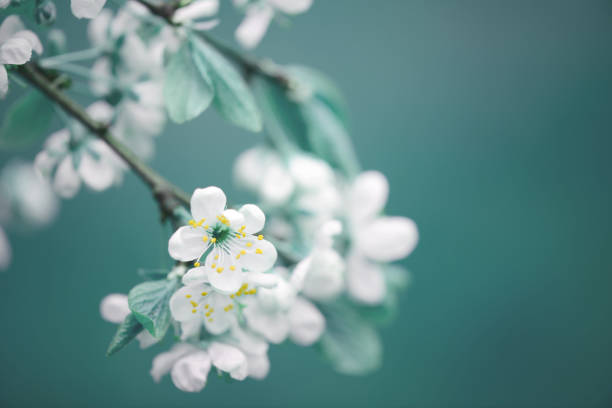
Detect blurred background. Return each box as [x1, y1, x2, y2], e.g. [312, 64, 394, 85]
[1, 0, 612, 407]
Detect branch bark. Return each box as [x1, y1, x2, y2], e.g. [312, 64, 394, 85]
[16, 63, 190, 220]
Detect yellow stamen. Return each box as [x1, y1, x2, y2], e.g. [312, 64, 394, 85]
[257, 234, 264, 240]
[216, 267, 224, 273]
[192, 309, 197, 313]
[211, 237, 217, 243]
[246, 242, 253, 247]
[211, 263, 216, 269]
[204, 304, 209, 309]
[214, 255, 219, 260]
[255, 248, 263, 254]
[201, 291, 208, 296]
[190, 301, 198, 307]
[202, 236, 208, 242]
[230, 265, 236, 271]
[240, 250, 246, 255]
[194, 262, 200, 267]
[185, 294, 192, 299]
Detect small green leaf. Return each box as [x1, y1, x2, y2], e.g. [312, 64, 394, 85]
[128, 278, 179, 339]
[163, 39, 214, 123]
[106, 313, 144, 356]
[0, 89, 55, 150]
[317, 301, 382, 375]
[190, 34, 262, 132]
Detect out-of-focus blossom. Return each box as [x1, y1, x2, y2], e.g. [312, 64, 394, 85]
[0, 226, 11, 271]
[0, 16, 43, 98]
[168, 187, 278, 294]
[234, 0, 313, 49]
[71, 0, 107, 19]
[345, 171, 418, 304]
[173, 0, 219, 30]
[0, 160, 58, 227]
[100, 293, 158, 349]
[151, 341, 248, 392]
[35, 101, 125, 199]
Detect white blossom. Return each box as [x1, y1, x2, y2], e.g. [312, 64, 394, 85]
[0, 16, 43, 98]
[99, 293, 158, 349]
[345, 171, 418, 304]
[168, 187, 278, 294]
[0, 226, 11, 271]
[172, 0, 219, 30]
[35, 101, 125, 199]
[234, 0, 313, 49]
[71, 0, 107, 19]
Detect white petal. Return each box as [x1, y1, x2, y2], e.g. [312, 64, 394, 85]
[0, 227, 11, 271]
[222, 208, 245, 231]
[238, 239, 277, 272]
[171, 351, 211, 392]
[358, 216, 419, 262]
[233, 147, 265, 192]
[99, 293, 129, 323]
[89, 58, 112, 96]
[136, 330, 159, 349]
[206, 250, 244, 294]
[12, 30, 43, 55]
[260, 161, 294, 205]
[245, 271, 278, 289]
[173, 0, 219, 23]
[71, 0, 107, 19]
[239, 204, 265, 234]
[246, 353, 270, 380]
[0, 65, 7, 99]
[288, 297, 325, 346]
[288, 154, 334, 190]
[168, 226, 207, 262]
[180, 319, 202, 341]
[0, 38, 32, 65]
[0, 16, 25, 44]
[268, 0, 313, 14]
[78, 151, 116, 192]
[169, 284, 208, 322]
[346, 251, 386, 305]
[202, 292, 236, 335]
[87, 9, 112, 48]
[0, 0, 8, 7]
[348, 170, 389, 222]
[53, 155, 81, 198]
[229, 326, 268, 356]
[86, 100, 114, 122]
[235, 4, 274, 49]
[181, 267, 208, 286]
[190, 186, 226, 222]
[208, 342, 247, 378]
[243, 301, 289, 343]
[301, 248, 345, 302]
[150, 343, 198, 383]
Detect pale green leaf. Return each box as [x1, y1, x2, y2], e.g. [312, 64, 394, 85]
[0, 89, 55, 150]
[128, 278, 179, 339]
[106, 313, 144, 356]
[317, 301, 382, 375]
[163, 39, 214, 123]
[190, 34, 262, 132]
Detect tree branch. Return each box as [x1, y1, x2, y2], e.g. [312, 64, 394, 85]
[136, 0, 290, 86]
[16, 62, 190, 220]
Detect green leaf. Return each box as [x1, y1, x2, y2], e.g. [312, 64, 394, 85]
[106, 313, 144, 356]
[190, 34, 262, 132]
[163, 39, 214, 123]
[0, 89, 55, 150]
[317, 301, 382, 375]
[128, 278, 179, 339]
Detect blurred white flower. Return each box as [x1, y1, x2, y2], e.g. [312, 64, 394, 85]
[35, 101, 125, 199]
[243, 266, 325, 346]
[71, 0, 107, 19]
[0, 15, 43, 98]
[173, 0, 219, 30]
[151, 341, 248, 392]
[0, 160, 58, 227]
[168, 187, 278, 294]
[99, 293, 158, 349]
[234, 0, 313, 49]
[0, 226, 11, 271]
[345, 171, 418, 304]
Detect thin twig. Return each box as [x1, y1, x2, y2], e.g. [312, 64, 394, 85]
[16, 63, 190, 220]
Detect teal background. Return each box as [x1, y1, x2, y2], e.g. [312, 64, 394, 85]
[1, 0, 612, 407]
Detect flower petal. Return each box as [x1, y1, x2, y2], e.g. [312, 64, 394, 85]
[0, 38, 32, 65]
[238, 238, 277, 272]
[71, 0, 107, 19]
[136, 330, 159, 349]
[357, 216, 419, 262]
[99, 293, 129, 324]
[245, 271, 278, 289]
[0, 227, 10, 271]
[168, 226, 207, 262]
[173, 0, 219, 23]
[171, 351, 211, 392]
[206, 249, 244, 294]
[12, 30, 43, 55]
[246, 353, 270, 380]
[346, 251, 386, 305]
[53, 155, 81, 198]
[0, 65, 7, 99]
[301, 248, 345, 302]
[78, 149, 116, 192]
[348, 170, 389, 222]
[0, 16, 25, 44]
[190, 186, 226, 222]
[202, 292, 236, 335]
[288, 297, 325, 346]
[268, 0, 313, 14]
[243, 301, 289, 344]
[169, 284, 208, 322]
[239, 204, 265, 234]
[235, 3, 274, 49]
[222, 208, 245, 231]
[208, 342, 247, 378]
[150, 343, 197, 383]
[181, 266, 208, 286]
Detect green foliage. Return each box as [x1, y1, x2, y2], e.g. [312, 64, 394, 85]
[106, 313, 144, 356]
[252, 67, 360, 177]
[190, 34, 262, 132]
[317, 300, 382, 375]
[0, 89, 55, 150]
[128, 278, 179, 340]
[163, 39, 214, 123]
